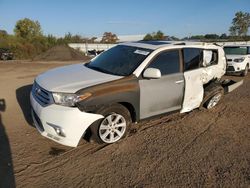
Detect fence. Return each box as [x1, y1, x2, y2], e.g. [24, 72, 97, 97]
[68, 43, 116, 55]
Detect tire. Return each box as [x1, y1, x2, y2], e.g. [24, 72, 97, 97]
[90, 104, 132, 144]
[203, 83, 224, 109]
[241, 64, 249, 77]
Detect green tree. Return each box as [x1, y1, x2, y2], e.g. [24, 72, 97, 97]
[143, 33, 153, 41]
[204, 34, 220, 39]
[154, 30, 165, 40]
[220, 33, 228, 39]
[229, 11, 250, 36]
[190, 35, 205, 40]
[47, 34, 57, 46]
[0, 30, 8, 37]
[14, 18, 42, 39]
[101, 32, 118, 43]
[143, 30, 165, 41]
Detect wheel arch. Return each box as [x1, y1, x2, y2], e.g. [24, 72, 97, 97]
[201, 80, 224, 108]
[118, 102, 137, 123]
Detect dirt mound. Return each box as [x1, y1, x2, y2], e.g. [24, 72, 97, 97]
[34, 45, 89, 61]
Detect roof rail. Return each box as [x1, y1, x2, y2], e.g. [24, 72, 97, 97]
[212, 43, 223, 47]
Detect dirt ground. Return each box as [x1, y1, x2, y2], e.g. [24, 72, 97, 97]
[0, 60, 249, 188]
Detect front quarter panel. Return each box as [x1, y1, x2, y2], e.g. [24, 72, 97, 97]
[76, 75, 140, 121]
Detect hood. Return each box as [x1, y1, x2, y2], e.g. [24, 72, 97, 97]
[36, 63, 122, 93]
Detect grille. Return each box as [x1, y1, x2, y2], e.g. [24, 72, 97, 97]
[32, 109, 44, 132]
[32, 82, 53, 106]
[227, 66, 235, 72]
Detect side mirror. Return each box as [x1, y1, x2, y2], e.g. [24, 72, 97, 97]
[143, 68, 161, 79]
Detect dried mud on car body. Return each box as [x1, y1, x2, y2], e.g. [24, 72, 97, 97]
[0, 61, 249, 187]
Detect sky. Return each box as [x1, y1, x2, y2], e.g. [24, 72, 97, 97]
[0, 0, 249, 38]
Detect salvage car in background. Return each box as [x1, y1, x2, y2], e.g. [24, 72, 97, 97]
[224, 45, 250, 76]
[30, 41, 243, 147]
[0, 48, 13, 60]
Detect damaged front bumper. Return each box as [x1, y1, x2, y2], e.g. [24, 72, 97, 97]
[226, 62, 247, 74]
[30, 93, 103, 147]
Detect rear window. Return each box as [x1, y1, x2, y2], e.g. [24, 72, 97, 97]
[183, 48, 203, 71]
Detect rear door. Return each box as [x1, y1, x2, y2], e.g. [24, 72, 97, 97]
[181, 48, 204, 113]
[139, 49, 184, 119]
[181, 48, 220, 113]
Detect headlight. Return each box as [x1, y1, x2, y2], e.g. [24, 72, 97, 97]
[52, 92, 92, 107]
[234, 57, 245, 63]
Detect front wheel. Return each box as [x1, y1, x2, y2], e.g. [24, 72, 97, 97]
[90, 104, 131, 144]
[241, 65, 249, 77]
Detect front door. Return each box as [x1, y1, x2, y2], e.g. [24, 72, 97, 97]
[139, 49, 184, 119]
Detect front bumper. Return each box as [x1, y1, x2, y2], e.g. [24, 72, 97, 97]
[30, 93, 103, 147]
[226, 62, 246, 73]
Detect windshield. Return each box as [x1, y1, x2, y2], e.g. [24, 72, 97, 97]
[85, 45, 152, 76]
[224, 46, 248, 55]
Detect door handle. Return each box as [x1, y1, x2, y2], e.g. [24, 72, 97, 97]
[175, 80, 184, 84]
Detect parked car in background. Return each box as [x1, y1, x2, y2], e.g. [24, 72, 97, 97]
[224, 45, 250, 76]
[87, 49, 104, 57]
[30, 41, 243, 147]
[0, 48, 14, 60]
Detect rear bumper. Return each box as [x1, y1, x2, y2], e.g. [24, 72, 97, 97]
[30, 93, 103, 147]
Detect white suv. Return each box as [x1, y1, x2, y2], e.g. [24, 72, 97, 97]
[224, 45, 250, 76]
[30, 41, 242, 147]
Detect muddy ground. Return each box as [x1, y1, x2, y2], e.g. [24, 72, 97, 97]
[0, 60, 249, 188]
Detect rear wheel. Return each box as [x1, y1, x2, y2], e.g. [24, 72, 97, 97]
[90, 104, 131, 144]
[203, 83, 224, 109]
[206, 93, 223, 109]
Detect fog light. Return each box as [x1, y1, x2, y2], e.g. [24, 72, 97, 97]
[47, 123, 66, 137]
[54, 127, 66, 137]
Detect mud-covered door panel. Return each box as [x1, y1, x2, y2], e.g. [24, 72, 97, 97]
[139, 49, 184, 119]
[181, 69, 204, 113]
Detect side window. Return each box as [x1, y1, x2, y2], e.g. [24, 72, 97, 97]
[203, 50, 218, 66]
[248, 47, 250, 54]
[183, 48, 202, 71]
[148, 50, 180, 76]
